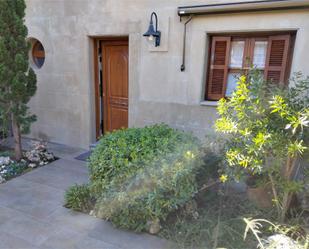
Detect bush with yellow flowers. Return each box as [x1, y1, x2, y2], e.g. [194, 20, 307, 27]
[215, 70, 309, 222]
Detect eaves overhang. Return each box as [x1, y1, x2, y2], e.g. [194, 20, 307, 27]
[178, 0, 309, 16]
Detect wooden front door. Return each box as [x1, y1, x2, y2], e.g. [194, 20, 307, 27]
[100, 40, 129, 134]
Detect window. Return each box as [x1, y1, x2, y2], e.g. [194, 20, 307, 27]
[205, 33, 295, 101]
[32, 40, 45, 68]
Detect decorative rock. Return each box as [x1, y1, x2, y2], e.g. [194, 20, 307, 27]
[0, 176, 5, 184]
[24, 140, 55, 168]
[0, 157, 11, 166]
[28, 163, 37, 168]
[263, 234, 301, 249]
[0, 140, 55, 184]
[148, 219, 161, 235]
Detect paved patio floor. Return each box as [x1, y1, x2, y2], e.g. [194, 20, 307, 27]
[0, 141, 167, 249]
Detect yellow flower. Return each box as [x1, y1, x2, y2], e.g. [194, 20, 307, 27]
[185, 151, 195, 159]
[219, 174, 228, 183]
[239, 75, 246, 83]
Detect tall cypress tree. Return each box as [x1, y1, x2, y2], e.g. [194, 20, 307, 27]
[0, 0, 37, 160]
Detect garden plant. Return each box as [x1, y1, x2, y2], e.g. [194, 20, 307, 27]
[0, 0, 37, 161]
[215, 71, 309, 222]
[65, 124, 206, 233]
[65, 72, 309, 248]
[160, 72, 309, 249]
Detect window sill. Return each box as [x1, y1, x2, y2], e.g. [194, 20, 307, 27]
[200, 101, 218, 107]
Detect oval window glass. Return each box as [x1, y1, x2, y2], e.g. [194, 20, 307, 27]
[32, 40, 45, 68]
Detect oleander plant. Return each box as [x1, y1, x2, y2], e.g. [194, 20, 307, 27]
[216, 70, 309, 222]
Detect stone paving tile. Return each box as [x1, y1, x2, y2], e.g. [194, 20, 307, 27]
[0, 178, 65, 207]
[36, 158, 88, 173]
[46, 208, 166, 249]
[0, 214, 59, 246]
[45, 206, 100, 230]
[0, 206, 24, 226]
[4, 197, 61, 220]
[20, 161, 89, 190]
[41, 228, 121, 249]
[45, 207, 160, 248]
[0, 231, 40, 249]
[0, 155, 167, 249]
[49, 158, 89, 174]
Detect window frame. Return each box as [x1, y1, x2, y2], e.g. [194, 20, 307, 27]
[205, 31, 296, 101]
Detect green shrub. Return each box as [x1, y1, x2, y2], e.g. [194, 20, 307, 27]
[88, 124, 201, 195]
[64, 184, 94, 212]
[71, 124, 205, 232]
[94, 147, 202, 231]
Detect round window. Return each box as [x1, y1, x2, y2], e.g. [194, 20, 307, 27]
[32, 40, 45, 68]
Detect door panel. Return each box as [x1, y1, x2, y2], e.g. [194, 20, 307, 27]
[101, 41, 128, 133]
[109, 107, 128, 131]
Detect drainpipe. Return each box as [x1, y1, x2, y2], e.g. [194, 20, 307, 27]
[181, 15, 193, 72]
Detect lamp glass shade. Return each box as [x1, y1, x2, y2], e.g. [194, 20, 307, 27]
[143, 22, 157, 37]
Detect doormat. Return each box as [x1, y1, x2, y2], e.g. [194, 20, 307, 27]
[75, 151, 92, 162]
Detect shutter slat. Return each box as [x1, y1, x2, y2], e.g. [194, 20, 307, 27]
[206, 37, 231, 100]
[211, 69, 225, 94]
[214, 41, 228, 65]
[264, 35, 290, 85]
[33, 50, 45, 58]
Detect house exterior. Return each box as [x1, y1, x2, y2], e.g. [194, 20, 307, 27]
[25, 0, 309, 149]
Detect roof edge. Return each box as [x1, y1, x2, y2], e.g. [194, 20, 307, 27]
[178, 0, 309, 16]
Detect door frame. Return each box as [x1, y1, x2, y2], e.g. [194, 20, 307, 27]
[93, 36, 129, 139]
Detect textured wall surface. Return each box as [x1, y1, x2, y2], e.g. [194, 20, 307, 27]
[25, 0, 309, 148]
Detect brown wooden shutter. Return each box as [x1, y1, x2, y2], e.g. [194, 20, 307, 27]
[206, 36, 231, 100]
[264, 35, 291, 85]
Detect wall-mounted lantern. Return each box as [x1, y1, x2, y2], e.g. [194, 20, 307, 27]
[143, 12, 161, 47]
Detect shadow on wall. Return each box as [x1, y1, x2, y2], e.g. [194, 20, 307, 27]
[37, 132, 50, 142]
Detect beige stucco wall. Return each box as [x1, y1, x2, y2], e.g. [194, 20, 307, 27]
[24, 0, 309, 149]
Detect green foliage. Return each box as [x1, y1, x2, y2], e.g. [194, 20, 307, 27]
[0, 0, 37, 158]
[64, 184, 94, 213]
[215, 70, 309, 220]
[88, 124, 201, 195]
[216, 72, 308, 176]
[70, 124, 204, 232]
[94, 148, 201, 231]
[160, 192, 263, 249]
[0, 151, 13, 157]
